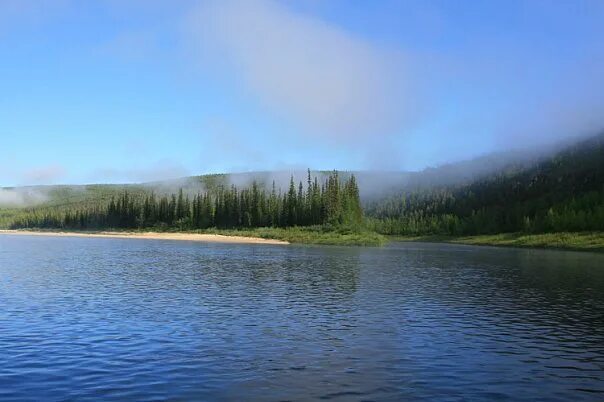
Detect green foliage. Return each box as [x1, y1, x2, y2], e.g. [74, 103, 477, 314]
[202, 226, 387, 246]
[394, 232, 604, 253]
[7, 171, 365, 234]
[4, 133, 603, 247]
[366, 134, 604, 236]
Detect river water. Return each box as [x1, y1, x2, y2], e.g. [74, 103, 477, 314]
[1, 235, 603, 401]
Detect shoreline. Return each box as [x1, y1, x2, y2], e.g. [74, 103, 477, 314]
[0, 230, 290, 245]
[391, 232, 604, 253]
[0, 227, 387, 246]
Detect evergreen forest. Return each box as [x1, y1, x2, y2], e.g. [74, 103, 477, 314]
[3, 133, 604, 241]
[9, 171, 363, 231]
[366, 133, 604, 236]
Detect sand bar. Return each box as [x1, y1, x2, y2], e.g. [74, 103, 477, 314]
[0, 230, 289, 245]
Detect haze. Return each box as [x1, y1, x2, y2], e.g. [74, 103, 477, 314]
[1, 0, 603, 186]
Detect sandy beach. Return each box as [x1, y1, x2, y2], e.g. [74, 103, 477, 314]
[0, 230, 289, 245]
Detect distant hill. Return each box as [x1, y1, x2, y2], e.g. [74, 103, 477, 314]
[0, 158, 537, 211]
[2, 132, 603, 234]
[366, 132, 604, 235]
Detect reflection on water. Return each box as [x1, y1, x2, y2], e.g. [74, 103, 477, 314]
[0, 236, 603, 401]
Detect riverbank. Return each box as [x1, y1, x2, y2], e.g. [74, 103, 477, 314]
[202, 226, 387, 246]
[0, 230, 289, 245]
[0, 226, 387, 246]
[393, 232, 604, 252]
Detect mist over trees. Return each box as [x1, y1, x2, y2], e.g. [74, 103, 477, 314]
[10, 171, 363, 231]
[366, 133, 604, 235]
[6, 133, 604, 238]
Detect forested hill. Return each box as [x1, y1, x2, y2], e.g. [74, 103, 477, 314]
[2, 133, 603, 236]
[366, 133, 604, 235]
[3, 171, 364, 231]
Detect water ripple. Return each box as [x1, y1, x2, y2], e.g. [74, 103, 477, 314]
[1, 236, 603, 400]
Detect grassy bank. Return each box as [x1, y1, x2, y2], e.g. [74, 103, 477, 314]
[2, 226, 388, 247]
[392, 232, 604, 252]
[132, 225, 387, 246]
[200, 226, 387, 246]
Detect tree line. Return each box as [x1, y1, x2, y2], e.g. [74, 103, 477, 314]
[8, 133, 604, 237]
[10, 171, 363, 231]
[366, 133, 604, 236]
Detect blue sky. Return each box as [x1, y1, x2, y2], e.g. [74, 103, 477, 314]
[1, 0, 603, 186]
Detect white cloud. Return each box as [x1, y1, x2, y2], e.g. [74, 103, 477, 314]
[0, 188, 49, 207]
[187, 0, 412, 141]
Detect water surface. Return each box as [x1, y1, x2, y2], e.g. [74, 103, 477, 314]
[1, 235, 603, 400]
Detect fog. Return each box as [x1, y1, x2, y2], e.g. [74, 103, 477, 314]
[1, 131, 595, 208]
[2, 0, 603, 187]
[0, 188, 49, 207]
[186, 0, 604, 170]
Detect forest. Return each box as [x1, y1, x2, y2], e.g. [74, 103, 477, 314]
[366, 133, 604, 236]
[4, 133, 604, 241]
[9, 171, 364, 232]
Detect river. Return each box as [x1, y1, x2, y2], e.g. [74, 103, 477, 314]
[1, 235, 603, 400]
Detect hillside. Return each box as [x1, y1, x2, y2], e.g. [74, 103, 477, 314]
[0, 171, 403, 228]
[367, 133, 604, 235]
[2, 133, 603, 239]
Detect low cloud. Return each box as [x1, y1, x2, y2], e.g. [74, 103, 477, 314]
[4, 0, 604, 183]
[0, 188, 49, 207]
[185, 0, 604, 169]
[89, 160, 190, 184]
[187, 0, 412, 142]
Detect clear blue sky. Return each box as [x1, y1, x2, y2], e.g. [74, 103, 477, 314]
[1, 0, 603, 185]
